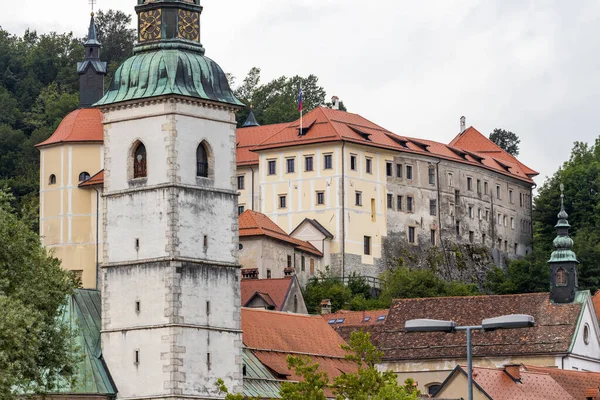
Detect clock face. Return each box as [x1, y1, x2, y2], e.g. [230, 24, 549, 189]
[178, 10, 200, 41]
[139, 9, 162, 42]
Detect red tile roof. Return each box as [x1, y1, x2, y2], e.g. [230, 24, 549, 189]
[448, 366, 575, 400]
[37, 108, 103, 147]
[242, 308, 357, 381]
[377, 293, 583, 361]
[239, 210, 322, 256]
[237, 107, 536, 184]
[237, 122, 289, 166]
[523, 365, 600, 400]
[78, 169, 104, 187]
[241, 277, 294, 311]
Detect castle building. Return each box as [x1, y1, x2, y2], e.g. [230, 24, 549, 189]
[36, 13, 106, 289]
[236, 108, 537, 278]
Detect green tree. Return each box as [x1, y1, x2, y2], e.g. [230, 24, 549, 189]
[484, 254, 548, 294]
[0, 191, 79, 398]
[489, 128, 520, 156]
[379, 267, 479, 306]
[94, 9, 136, 86]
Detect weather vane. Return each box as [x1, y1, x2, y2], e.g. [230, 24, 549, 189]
[90, 0, 96, 15]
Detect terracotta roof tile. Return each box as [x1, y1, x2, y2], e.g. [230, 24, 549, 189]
[241, 277, 293, 311]
[459, 366, 575, 400]
[378, 293, 583, 361]
[242, 308, 357, 382]
[37, 108, 103, 147]
[78, 169, 104, 187]
[239, 210, 322, 256]
[240, 107, 535, 184]
[523, 365, 600, 400]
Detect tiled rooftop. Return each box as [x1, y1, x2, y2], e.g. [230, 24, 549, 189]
[241, 277, 294, 311]
[37, 108, 104, 147]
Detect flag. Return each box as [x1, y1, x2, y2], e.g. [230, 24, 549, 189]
[297, 88, 303, 112]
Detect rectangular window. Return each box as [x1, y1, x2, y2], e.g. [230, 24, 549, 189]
[484, 181, 489, 195]
[397, 164, 403, 178]
[468, 205, 473, 219]
[386, 162, 393, 177]
[287, 255, 292, 268]
[431, 229, 436, 245]
[371, 198, 376, 221]
[350, 155, 357, 171]
[467, 177, 473, 191]
[478, 208, 482, 219]
[301, 256, 306, 272]
[268, 160, 276, 175]
[355, 191, 363, 206]
[286, 158, 295, 173]
[485, 209, 489, 220]
[408, 227, 416, 243]
[279, 195, 287, 209]
[406, 165, 413, 180]
[520, 193, 523, 207]
[498, 213, 502, 225]
[237, 175, 245, 190]
[305, 156, 314, 171]
[430, 199, 437, 216]
[514, 243, 518, 255]
[238, 205, 245, 215]
[504, 240, 508, 252]
[324, 154, 333, 170]
[482, 233, 486, 244]
[407, 196, 413, 212]
[477, 179, 481, 194]
[267, 269, 272, 279]
[429, 167, 435, 185]
[455, 190, 460, 203]
[509, 190, 514, 203]
[503, 215, 507, 227]
[456, 221, 460, 236]
[364, 236, 371, 255]
[397, 196, 403, 211]
[387, 193, 393, 209]
[511, 217, 515, 229]
[496, 185, 501, 199]
[469, 231, 474, 243]
[366, 157, 373, 174]
[448, 172, 454, 188]
[316, 191, 325, 205]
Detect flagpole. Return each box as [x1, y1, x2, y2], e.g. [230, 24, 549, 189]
[300, 87, 303, 133]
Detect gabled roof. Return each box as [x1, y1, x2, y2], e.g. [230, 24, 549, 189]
[378, 292, 587, 361]
[242, 308, 357, 381]
[36, 108, 104, 148]
[438, 365, 574, 400]
[78, 169, 104, 187]
[236, 107, 536, 184]
[523, 365, 600, 400]
[449, 126, 538, 177]
[239, 210, 322, 256]
[241, 277, 294, 311]
[290, 218, 334, 239]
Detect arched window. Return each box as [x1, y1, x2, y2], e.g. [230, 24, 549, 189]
[49, 174, 57, 185]
[427, 384, 442, 397]
[196, 143, 209, 178]
[79, 172, 91, 182]
[134, 143, 147, 178]
[556, 268, 567, 286]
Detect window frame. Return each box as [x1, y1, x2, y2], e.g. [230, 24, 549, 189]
[323, 154, 333, 170]
[196, 142, 210, 178]
[365, 157, 373, 174]
[237, 175, 245, 190]
[286, 158, 296, 174]
[268, 159, 277, 176]
[386, 193, 393, 209]
[406, 165, 413, 180]
[304, 155, 314, 172]
[279, 194, 287, 209]
[408, 226, 416, 244]
[133, 142, 148, 179]
[428, 166, 435, 185]
[316, 191, 325, 205]
[364, 236, 371, 255]
[407, 196, 414, 212]
[396, 164, 403, 178]
[386, 161, 393, 177]
[430, 199, 437, 216]
[350, 154, 357, 171]
[467, 177, 473, 191]
[355, 191, 363, 206]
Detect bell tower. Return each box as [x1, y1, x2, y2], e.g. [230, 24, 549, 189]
[96, 0, 244, 398]
[77, 12, 106, 108]
[549, 184, 579, 304]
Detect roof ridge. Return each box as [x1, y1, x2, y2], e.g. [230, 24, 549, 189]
[392, 292, 549, 302]
[242, 307, 320, 318]
[316, 106, 345, 141]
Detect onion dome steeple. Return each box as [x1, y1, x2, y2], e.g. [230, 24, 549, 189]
[95, 0, 242, 107]
[549, 184, 579, 304]
[77, 12, 107, 108]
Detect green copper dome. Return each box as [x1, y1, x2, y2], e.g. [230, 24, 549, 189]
[95, 48, 242, 107]
[549, 184, 579, 264]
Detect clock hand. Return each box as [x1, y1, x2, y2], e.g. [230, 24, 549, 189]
[141, 22, 152, 34]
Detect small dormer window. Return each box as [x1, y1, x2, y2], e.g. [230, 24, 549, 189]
[556, 268, 567, 287]
[49, 174, 57, 185]
[79, 172, 91, 182]
[134, 143, 147, 178]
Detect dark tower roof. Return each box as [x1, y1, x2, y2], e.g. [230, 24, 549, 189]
[77, 13, 107, 108]
[242, 110, 260, 128]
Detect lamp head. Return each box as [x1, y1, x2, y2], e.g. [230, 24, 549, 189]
[405, 319, 456, 333]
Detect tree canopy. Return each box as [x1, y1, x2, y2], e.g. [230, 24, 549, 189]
[0, 191, 78, 398]
[489, 128, 521, 156]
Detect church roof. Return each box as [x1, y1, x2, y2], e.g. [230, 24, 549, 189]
[241, 277, 295, 311]
[36, 108, 103, 147]
[94, 49, 243, 107]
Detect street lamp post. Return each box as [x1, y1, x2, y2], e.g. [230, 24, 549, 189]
[405, 314, 534, 400]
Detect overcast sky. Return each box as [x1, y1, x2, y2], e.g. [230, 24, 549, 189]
[2, 0, 600, 188]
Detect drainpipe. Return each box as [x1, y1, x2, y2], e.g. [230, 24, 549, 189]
[93, 187, 100, 289]
[250, 165, 256, 211]
[341, 141, 346, 279]
[435, 160, 451, 270]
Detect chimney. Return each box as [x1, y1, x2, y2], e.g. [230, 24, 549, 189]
[460, 116, 466, 133]
[332, 96, 340, 110]
[504, 365, 522, 382]
[320, 299, 332, 315]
